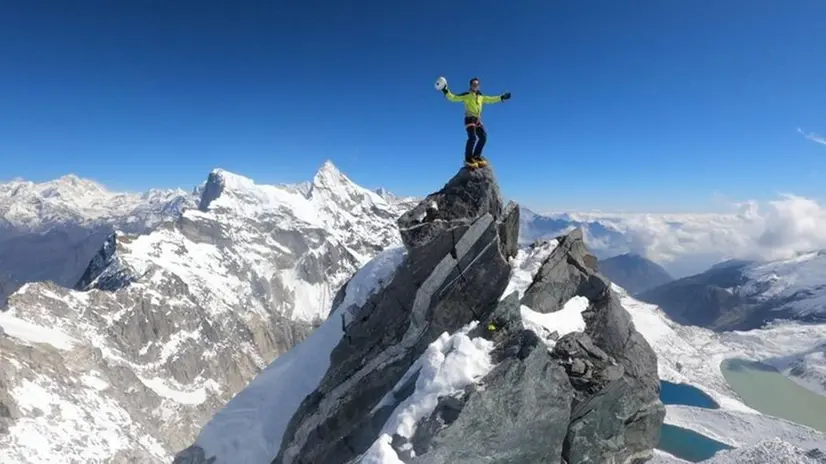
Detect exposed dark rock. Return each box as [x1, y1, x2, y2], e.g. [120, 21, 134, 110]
[637, 260, 826, 331]
[516, 229, 665, 463]
[397, 167, 504, 250]
[497, 201, 520, 260]
[172, 444, 217, 464]
[407, 391, 468, 458]
[198, 171, 227, 212]
[178, 165, 664, 464]
[547, 291, 664, 464]
[74, 232, 139, 291]
[520, 228, 609, 314]
[411, 330, 572, 464]
[272, 166, 517, 464]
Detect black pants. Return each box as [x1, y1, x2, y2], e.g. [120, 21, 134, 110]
[464, 117, 487, 162]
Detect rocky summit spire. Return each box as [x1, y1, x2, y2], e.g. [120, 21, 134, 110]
[175, 164, 664, 464]
[397, 166, 505, 250]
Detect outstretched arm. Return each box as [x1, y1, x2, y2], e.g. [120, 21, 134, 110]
[442, 88, 469, 102]
[482, 91, 511, 103]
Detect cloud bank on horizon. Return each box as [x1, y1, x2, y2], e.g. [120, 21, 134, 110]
[797, 127, 826, 146]
[531, 194, 826, 277]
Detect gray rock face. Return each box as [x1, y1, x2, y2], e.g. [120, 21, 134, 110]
[403, 226, 663, 464]
[460, 229, 663, 464]
[521, 230, 664, 464]
[397, 167, 504, 249]
[272, 166, 517, 463]
[74, 232, 137, 291]
[412, 331, 572, 464]
[521, 228, 608, 314]
[172, 167, 664, 464]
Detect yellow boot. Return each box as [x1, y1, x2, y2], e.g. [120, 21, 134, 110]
[465, 159, 479, 169]
[473, 156, 489, 167]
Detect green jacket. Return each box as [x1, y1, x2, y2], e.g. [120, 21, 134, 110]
[444, 90, 502, 118]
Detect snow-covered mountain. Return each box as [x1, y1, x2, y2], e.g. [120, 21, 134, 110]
[3, 162, 826, 463]
[0, 174, 192, 230]
[639, 250, 826, 331]
[176, 166, 665, 464]
[173, 166, 826, 463]
[373, 187, 420, 212]
[0, 174, 196, 304]
[0, 161, 411, 463]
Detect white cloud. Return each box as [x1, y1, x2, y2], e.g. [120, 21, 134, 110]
[797, 127, 826, 146]
[537, 195, 826, 277]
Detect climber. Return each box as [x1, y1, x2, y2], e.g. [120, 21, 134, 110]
[435, 76, 511, 168]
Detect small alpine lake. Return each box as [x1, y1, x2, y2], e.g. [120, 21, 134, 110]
[657, 423, 733, 462]
[660, 380, 720, 409]
[720, 357, 826, 433]
[656, 380, 731, 462]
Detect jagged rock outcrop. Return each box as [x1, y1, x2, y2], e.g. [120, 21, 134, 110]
[522, 229, 665, 464]
[272, 166, 518, 463]
[408, 227, 665, 464]
[521, 229, 605, 313]
[73, 232, 137, 291]
[411, 331, 573, 464]
[174, 166, 664, 464]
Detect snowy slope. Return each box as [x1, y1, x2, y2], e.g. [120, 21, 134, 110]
[190, 246, 407, 464]
[740, 250, 826, 318]
[0, 161, 411, 463]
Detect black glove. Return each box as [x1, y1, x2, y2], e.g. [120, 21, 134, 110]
[501, 92, 511, 100]
[441, 87, 449, 95]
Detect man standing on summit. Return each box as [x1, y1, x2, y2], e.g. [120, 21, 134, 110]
[435, 76, 511, 168]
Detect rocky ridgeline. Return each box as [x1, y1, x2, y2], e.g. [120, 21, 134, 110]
[176, 165, 665, 464]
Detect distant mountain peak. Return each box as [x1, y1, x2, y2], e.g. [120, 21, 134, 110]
[598, 253, 674, 296]
[310, 160, 353, 193]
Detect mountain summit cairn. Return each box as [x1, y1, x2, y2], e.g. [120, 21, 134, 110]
[175, 164, 664, 464]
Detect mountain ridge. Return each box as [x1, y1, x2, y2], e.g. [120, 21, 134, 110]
[638, 250, 826, 331]
[0, 161, 414, 463]
[599, 253, 675, 295]
[175, 165, 665, 464]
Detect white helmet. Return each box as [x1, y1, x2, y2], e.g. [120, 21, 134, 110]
[434, 76, 447, 91]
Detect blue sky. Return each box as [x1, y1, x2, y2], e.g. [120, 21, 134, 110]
[1, 0, 825, 212]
